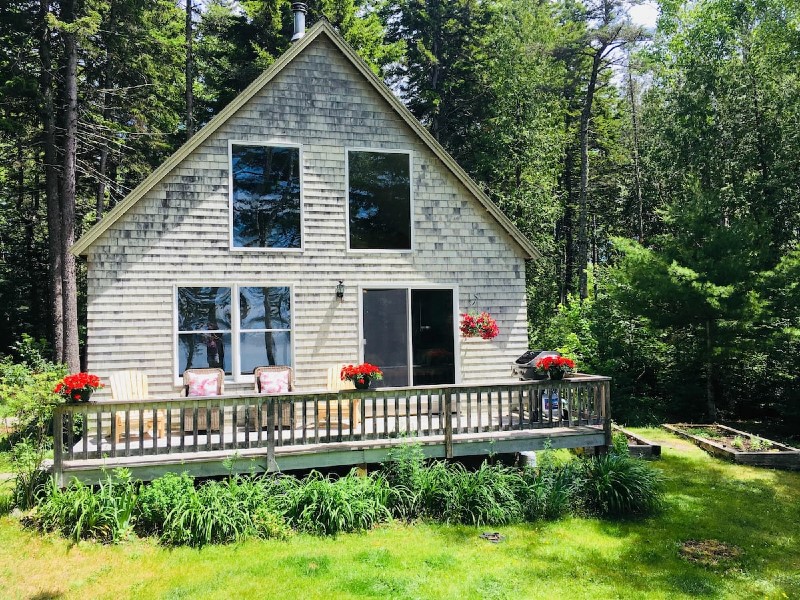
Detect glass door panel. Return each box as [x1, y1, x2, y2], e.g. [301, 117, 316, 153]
[411, 290, 455, 385]
[362, 289, 409, 387]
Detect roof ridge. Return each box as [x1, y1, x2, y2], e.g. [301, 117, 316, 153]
[71, 20, 539, 259]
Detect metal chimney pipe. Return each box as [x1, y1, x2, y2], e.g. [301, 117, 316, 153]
[291, 2, 307, 42]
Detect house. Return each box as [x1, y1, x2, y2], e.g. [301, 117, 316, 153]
[71, 17, 539, 398]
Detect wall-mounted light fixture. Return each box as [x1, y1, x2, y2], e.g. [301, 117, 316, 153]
[336, 280, 345, 301]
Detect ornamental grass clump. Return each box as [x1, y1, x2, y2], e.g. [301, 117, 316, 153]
[275, 470, 391, 536]
[160, 475, 287, 547]
[36, 469, 137, 543]
[577, 453, 663, 518]
[440, 462, 525, 526]
[520, 461, 581, 521]
[381, 448, 526, 526]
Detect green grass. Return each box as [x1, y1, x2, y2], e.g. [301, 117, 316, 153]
[1, 429, 798, 599]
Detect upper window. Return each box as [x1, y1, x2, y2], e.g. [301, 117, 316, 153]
[347, 150, 412, 250]
[177, 285, 292, 379]
[231, 143, 301, 249]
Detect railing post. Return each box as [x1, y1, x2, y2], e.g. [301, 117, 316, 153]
[53, 405, 64, 488]
[444, 390, 453, 459]
[266, 397, 276, 471]
[603, 380, 612, 448]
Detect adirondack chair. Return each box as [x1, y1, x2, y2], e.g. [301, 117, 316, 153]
[319, 364, 360, 428]
[110, 370, 165, 444]
[249, 365, 295, 428]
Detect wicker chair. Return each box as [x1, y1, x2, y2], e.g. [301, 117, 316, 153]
[182, 367, 224, 432]
[110, 370, 165, 444]
[250, 366, 295, 428]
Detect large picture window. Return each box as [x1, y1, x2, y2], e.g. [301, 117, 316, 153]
[347, 150, 411, 250]
[231, 143, 301, 249]
[177, 285, 292, 379]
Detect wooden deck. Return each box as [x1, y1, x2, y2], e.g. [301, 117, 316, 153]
[51, 377, 611, 484]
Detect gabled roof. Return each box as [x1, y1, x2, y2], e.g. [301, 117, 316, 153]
[72, 20, 540, 259]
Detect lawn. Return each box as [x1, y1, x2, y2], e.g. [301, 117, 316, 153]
[1, 429, 798, 600]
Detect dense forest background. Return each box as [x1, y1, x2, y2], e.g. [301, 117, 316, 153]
[0, 0, 797, 427]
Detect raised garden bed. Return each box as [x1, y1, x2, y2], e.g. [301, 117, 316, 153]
[663, 423, 800, 470]
[612, 425, 661, 458]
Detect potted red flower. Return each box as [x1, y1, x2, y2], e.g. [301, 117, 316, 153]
[340, 363, 383, 390]
[535, 356, 576, 380]
[54, 372, 104, 402]
[459, 312, 499, 340]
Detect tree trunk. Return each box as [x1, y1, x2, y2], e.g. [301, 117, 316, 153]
[61, 0, 81, 372]
[40, 0, 64, 362]
[578, 47, 604, 301]
[96, 0, 115, 221]
[705, 319, 717, 422]
[185, 0, 194, 138]
[626, 62, 644, 243]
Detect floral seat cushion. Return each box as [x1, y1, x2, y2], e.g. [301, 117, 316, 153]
[187, 372, 220, 397]
[259, 370, 290, 394]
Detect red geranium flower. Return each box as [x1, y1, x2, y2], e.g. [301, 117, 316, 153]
[53, 372, 104, 400]
[340, 363, 384, 383]
[460, 312, 499, 340]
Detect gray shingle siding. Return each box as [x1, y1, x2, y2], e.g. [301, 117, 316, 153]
[85, 36, 528, 396]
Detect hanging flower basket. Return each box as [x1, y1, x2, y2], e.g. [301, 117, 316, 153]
[54, 372, 104, 402]
[459, 312, 499, 340]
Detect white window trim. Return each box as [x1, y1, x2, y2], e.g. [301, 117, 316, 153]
[357, 283, 461, 386]
[345, 147, 414, 254]
[173, 283, 296, 387]
[228, 140, 305, 253]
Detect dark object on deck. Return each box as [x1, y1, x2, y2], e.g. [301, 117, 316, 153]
[512, 350, 560, 380]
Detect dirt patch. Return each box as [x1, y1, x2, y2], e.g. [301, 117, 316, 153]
[679, 539, 742, 568]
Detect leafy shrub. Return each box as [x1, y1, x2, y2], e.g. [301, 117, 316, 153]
[275, 470, 391, 535]
[612, 431, 630, 456]
[11, 437, 51, 510]
[36, 469, 137, 542]
[577, 454, 663, 517]
[252, 504, 293, 540]
[0, 338, 67, 510]
[135, 472, 195, 535]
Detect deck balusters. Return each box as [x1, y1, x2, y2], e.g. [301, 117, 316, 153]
[51, 378, 611, 486]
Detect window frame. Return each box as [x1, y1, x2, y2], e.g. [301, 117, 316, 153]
[345, 147, 414, 253]
[173, 283, 296, 386]
[228, 140, 305, 253]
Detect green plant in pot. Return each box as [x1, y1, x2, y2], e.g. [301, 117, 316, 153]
[535, 356, 576, 380]
[340, 363, 383, 390]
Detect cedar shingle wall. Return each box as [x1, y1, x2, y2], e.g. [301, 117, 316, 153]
[86, 36, 529, 396]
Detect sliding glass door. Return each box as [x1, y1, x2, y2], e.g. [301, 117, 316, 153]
[362, 287, 455, 387]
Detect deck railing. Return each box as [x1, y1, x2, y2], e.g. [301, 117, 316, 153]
[52, 376, 611, 479]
